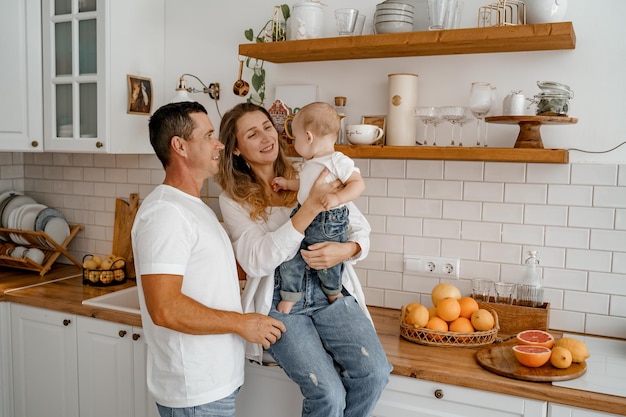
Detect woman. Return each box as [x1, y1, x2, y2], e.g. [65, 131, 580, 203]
[215, 103, 391, 417]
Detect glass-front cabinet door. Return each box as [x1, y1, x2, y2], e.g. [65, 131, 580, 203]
[43, 0, 103, 152]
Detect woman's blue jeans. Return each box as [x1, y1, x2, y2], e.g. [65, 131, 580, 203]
[267, 268, 392, 417]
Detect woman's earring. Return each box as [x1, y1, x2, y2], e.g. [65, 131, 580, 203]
[234, 149, 241, 156]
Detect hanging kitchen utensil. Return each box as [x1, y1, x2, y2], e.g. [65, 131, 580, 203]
[233, 59, 250, 97]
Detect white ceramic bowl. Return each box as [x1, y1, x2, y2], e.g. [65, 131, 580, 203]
[25, 248, 45, 265]
[374, 14, 414, 24]
[375, 7, 414, 16]
[376, 1, 415, 13]
[375, 20, 414, 34]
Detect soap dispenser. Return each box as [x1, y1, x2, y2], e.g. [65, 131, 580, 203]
[517, 250, 543, 308]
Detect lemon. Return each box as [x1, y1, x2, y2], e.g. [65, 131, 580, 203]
[550, 346, 573, 369]
[554, 337, 590, 363]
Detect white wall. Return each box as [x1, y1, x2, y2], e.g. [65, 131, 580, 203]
[165, 0, 626, 163]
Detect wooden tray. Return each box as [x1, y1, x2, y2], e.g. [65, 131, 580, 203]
[476, 344, 586, 382]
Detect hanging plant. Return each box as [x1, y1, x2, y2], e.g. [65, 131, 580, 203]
[243, 4, 290, 106]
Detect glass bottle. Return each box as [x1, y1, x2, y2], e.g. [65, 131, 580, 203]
[517, 250, 543, 307]
[334, 96, 348, 145]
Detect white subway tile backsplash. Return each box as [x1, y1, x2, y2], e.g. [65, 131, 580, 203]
[463, 182, 504, 202]
[442, 201, 481, 220]
[483, 202, 524, 223]
[444, 161, 483, 181]
[526, 163, 570, 184]
[484, 162, 525, 183]
[588, 272, 626, 296]
[424, 180, 463, 200]
[524, 204, 568, 226]
[461, 221, 501, 243]
[405, 199, 442, 218]
[370, 159, 405, 178]
[569, 207, 615, 229]
[388, 179, 423, 198]
[504, 183, 547, 204]
[594, 186, 626, 208]
[545, 226, 589, 249]
[571, 164, 618, 186]
[591, 229, 626, 251]
[406, 160, 443, 179]
[548, 184, 593, 206]
[502, 224, 544, 245]
[7, 154, 625, 340]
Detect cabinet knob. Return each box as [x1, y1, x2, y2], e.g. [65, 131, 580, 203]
[96, 141, 103, 148]
[31, 140, 39, 148]
[132, 333, 141, 341]
[119, 330, 127, 337]
[434, 389, 444, 399]
[63, 319, 71, 326]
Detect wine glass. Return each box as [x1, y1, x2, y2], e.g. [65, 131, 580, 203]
[440, 106, 465, 146]
[456, 107, 474, 147]
[469, 82, 493, 147]
[414, 106, 438, 145]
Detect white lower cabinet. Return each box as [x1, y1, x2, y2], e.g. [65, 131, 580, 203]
[236, 361, 303, 417]
[11, 303, 79, 417]
[76, 316, 159, 417]
[549, 403, 622, 417]
[0, 303, 13, 417]
[372, 375, 547, 417]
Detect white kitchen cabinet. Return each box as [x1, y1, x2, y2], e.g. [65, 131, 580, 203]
[549, 403, 622, 417]
[0, 303, 13, 417]
[77, 316, 159, 417]
[41, 0, 165, 154]
[236, 361, 303, 417]
[371, 374, 547, 417]
[0, 0, 43, 151]
[10, 303, 79, 417]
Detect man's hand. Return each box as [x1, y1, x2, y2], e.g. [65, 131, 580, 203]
[239, 314, 286, 349]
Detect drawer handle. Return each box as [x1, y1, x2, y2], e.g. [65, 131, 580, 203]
[63, 319, 71, 326]
[119, 330, 127, 338]
[434, 389, 444, 399]
[132, 333, 141, 341]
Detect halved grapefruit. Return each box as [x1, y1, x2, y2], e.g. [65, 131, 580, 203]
[512, 345, 551, 367]
[516, 329, 555, 348]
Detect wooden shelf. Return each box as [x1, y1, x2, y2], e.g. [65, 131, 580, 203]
[286, 144, 569, 163]
[239, 22, 575, 63]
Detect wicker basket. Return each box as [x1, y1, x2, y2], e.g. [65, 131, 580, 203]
[399, 306, 500, 347]
[82, 254, 126, 287]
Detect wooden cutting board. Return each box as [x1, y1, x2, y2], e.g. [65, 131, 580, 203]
[476, 344, 586, 382]
[112, 193, 139, 278]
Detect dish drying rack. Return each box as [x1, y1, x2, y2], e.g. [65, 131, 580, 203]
[0, 225, 83, 276]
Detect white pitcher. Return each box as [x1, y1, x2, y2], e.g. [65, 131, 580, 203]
[524, 0, 568, 24]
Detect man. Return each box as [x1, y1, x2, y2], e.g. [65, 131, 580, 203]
[131, 101, 285, 417]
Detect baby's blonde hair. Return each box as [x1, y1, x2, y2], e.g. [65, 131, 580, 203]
[293, 102, 340, 138]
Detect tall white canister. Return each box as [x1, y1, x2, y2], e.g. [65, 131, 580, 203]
[386, 73, 418, 146]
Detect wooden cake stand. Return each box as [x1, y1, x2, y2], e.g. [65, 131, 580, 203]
[486, 115, 578, 149]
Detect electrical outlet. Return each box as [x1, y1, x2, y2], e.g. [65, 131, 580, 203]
[404, 255, 460, 279]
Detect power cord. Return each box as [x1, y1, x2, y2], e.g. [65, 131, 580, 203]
[567, 141, 626, 153]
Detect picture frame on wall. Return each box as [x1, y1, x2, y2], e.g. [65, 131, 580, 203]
[127, 75, 152, 115]
[362, 115, 386, 145]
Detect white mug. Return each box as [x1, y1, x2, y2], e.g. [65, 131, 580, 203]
[346, 124, 384, 145]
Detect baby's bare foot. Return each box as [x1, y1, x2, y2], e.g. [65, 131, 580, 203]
[328, 293, 344, 304]
[277, 300, 295, 314]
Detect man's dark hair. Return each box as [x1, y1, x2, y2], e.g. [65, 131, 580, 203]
[148, 101, 208, 168]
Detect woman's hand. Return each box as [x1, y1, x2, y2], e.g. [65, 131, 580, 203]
[301, 241, 360, 270]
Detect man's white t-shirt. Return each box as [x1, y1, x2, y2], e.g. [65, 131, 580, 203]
[132, 185, 244, 408]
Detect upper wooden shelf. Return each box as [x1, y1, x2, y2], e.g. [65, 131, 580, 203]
[286, 145, 569, 163]
[239, 22, 575, 63]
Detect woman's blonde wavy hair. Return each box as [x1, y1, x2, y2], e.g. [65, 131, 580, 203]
[215, 103, 298, 221]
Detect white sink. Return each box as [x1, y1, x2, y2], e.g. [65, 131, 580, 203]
[83, 286, 141, 315]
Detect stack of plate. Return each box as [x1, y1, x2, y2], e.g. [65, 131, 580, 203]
[374, 0, 415, 34]
[0, 191, 70, 248]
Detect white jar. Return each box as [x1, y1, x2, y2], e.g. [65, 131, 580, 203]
[524, 0, 568, 24]
[386, 73, 419, 146]
[287, 2, 324, 40]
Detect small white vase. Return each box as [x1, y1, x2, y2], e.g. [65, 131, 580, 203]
[524, 0, 568, 24]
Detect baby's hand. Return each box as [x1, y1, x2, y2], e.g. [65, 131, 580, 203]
[320, 193, 340, 210]
[272, 176, 287, 192]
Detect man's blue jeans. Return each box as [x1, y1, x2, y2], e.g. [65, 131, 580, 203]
[156, 389, 238, 417]
[268, 268, 392, 417]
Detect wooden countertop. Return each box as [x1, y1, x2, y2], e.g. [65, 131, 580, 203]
[2, 266, 625, 415]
